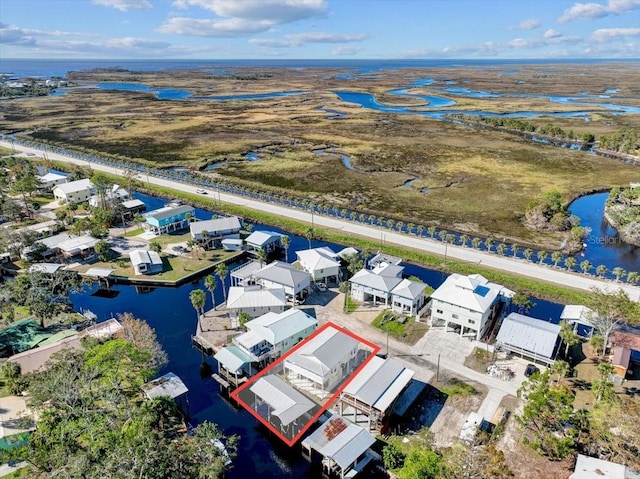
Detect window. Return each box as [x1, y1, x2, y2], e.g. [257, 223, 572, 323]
[452, 314, 459, 319]
[436, 309, 443, 314]
[469, 319, 476, 325]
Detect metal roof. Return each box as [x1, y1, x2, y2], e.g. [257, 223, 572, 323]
[343, 356, 414, 411]
[83, 267, 115, 278]
[142, 372, 188, 400]
[254, 261, 311, 288]
[144, 204, 194, 221]
[296, 247, 341, 271]
[245, 230, 282, 247]
[391, 278, 428, 301]
[28, 263, 62, 274]
[249, 375, 315, 426]
[431, 273, 504, 313]
[189, 216, 241, 236]
[302, 414, 375, 470]
[57, 235, 99, 254]
[129, 249, 162, 266]
[53, 178, 93, 195]
[226, 287, 287, 310]
[570, 454, 628, 479]
[214, 346, 254, 374]
[560, 304, 595, 326]
[350, 269, 402, 293]
[246, 308, 317, 345]
[496, 313, 560, 360]
[230, 261, 263, 281]
[286, 327, 358, 377]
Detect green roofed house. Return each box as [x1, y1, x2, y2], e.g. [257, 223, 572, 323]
[0, 319, 48, 358]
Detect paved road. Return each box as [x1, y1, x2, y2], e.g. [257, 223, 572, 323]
[4, 140, 638, 301]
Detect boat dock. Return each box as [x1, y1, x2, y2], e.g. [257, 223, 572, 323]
[192, 306, 240, 355]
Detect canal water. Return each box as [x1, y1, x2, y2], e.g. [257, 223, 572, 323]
[68, 192, 564, 478]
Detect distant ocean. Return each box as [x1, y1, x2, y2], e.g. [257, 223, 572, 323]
[1, 58, 637, 79]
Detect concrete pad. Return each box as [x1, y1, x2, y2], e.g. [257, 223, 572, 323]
[0, 395, 31, 438]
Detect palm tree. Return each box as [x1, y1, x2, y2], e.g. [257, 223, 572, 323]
[204, 275, 217, 310]
[416, 225, 424, 237]
[445, 234, 455, 244]
[550, 360, 570, 384]
[626, 271, 639, 284]
[280, 235, 291, 262]
[350, 211, 357, 221]
[189, 289, 206, 328]
[215, 263, 228, 301]
[612, 267, 625, 282]
[471, 237, 482, 249]
[368, 214, 376, 224]
[304, 227, 314, 249]
[427, 226, 437, 238]
[580, 260, 592, 275]
[396, 220, 404, 232]
[201, 230, 210, 250]
[407, 223, 415, 235]
[460, 234, 469, 247]
[537, 250, 548, 264]
[596, 264, 607, 278]
[386, 219, 394, 230]
[496, 243, 506, 255]
[436, 230, 445, 242]
[551, 251, 563, 268]
[559, 319, 580, 361]
[359, 213, 366, 223]
[257, 248, 267, 266]
[523, 248, 533, 261]
[511, 244, 519, 257]
[484, 238, 494, 252]
[565, 256, 577, 271]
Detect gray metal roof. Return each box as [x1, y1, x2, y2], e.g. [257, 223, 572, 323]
[350, 269, 402, 293]
[245, 230, 282, 247]
[391, 278, 428, 300]
[301, 414, 375, 470]
[496, 312, 560, 360]
[226, 287, 287, 310]
[287, 327, 358, 377]
[342, 356, 414, 411]
[254, 261, 311, 288]
[214, 346, 254, 374]
[190, 216, 241, 236]
[142, 372, 188, 399]
[246, 308, 317, 345]
[29, 263, 62, 274]
[144, 204, 194, 221]
[249, 374, 315, 426]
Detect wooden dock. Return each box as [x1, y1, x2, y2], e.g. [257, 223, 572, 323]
[192, 306, 241, 355]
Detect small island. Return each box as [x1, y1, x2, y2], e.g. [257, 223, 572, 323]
[605, 183, 640, 247]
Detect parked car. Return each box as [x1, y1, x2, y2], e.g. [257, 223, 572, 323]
[196, 189, 207, 194]
[524, 364, 540, 377]
[316, 282, 327, 292]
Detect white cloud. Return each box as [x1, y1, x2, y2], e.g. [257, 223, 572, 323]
[162, 0, 328, 37]
[171, 0, 327, 23]
[332, 46, 363, 56]
[544, 29, 562, 39]
[249, 31, 367, 48]
[558, 0, 640, 23]
[158, 17, 272, 36]
[592, 27, 640, 41]
[511, 18, 541, 30]
[92, 0, 152, 11]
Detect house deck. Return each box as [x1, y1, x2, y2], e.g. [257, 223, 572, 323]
[192, 307, 241, 354]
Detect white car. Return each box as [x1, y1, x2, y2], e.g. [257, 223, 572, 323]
[316, 282, 327, 292]
[196, 189, 207, 194]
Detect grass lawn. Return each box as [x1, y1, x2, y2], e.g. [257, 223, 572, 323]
[371, 310, 429, 346]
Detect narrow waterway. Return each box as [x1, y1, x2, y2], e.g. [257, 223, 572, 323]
[67, 191, 564, 478]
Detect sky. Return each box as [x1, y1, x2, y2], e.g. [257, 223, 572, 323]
[1, 0, 639, 59]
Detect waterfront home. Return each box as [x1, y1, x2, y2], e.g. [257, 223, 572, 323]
[88, 184, 129, 208]
[56, 234, 100, 259]
[222, 238, 243, 251]
[11, 219, 60, 239]
[233, 308, 318, 364]
[226, 286, 287, 320]
[249, 374, 316, 439]
[213, 346, 255, 384]
[245, 230, 282, 254]
[338, 355, 415, 432]
[570, 454, 637, 479]
[495, 312, 561, 365]
[142, 372, 188, 401]
[301, 414, 376, 479]
[284, 327, 359, 393]
[390, 278, 429, 317]
[143, 203, 195, 234]
[253, 261, 312, 303]
[189, 216, 242, 248]
[21, 232, 74, 260]
[368, 252, 402, 268]
[9, 318, 123, 373]
[120, 199, 146, 220]
[28, 263, 62, 275]
[560, 304, 596, 338]
[429, 273, 513, 341]
[349, 264, 403, 308]
[37, 171, 67, 191]
[609, 330, 640, 379]
[52, 178, 95, 204]
[295, 247, 341, 285]
[129, 249, 163, 275]
[230, 261, 263, 287]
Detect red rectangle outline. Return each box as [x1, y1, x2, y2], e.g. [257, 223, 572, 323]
[230, 321, 380, 446]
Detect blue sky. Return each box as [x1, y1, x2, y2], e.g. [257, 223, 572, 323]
[1, 0, 639, 59]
